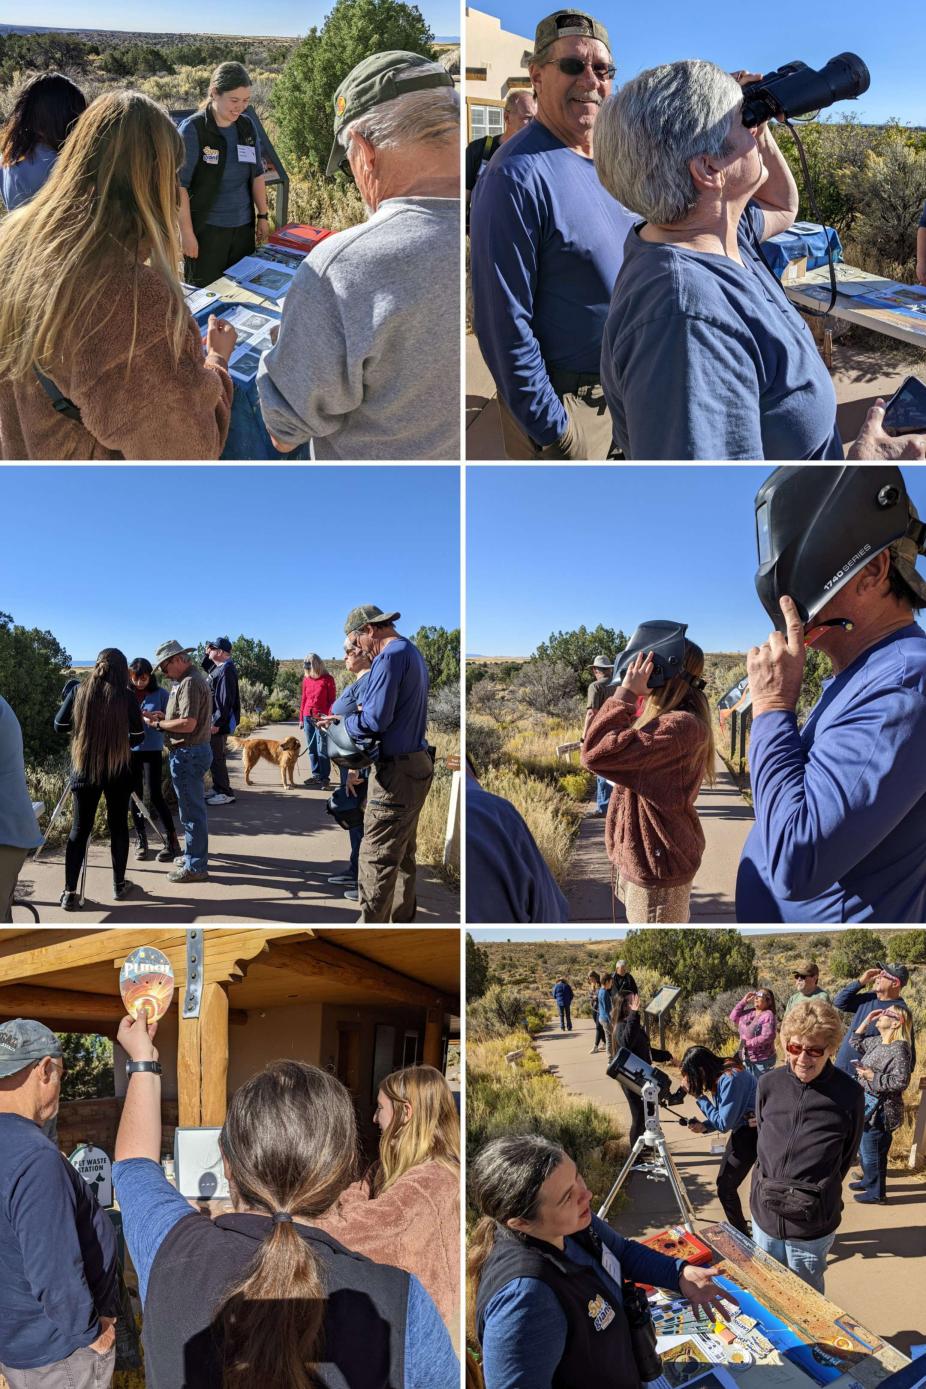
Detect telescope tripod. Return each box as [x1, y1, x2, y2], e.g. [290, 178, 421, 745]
[597, 1081, 696, 1232]
[34, 779, 167, 907]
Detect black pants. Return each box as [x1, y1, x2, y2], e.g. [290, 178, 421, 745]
[626, 1089, 646, 1148]
[716, 1123, 759, 1235]
[184, 221, 255, 287]
[557, 1004, 572, 1031]
[131, 751, 176, 841]
[210, 733, 231, 795]
[65, 773, 133, 890]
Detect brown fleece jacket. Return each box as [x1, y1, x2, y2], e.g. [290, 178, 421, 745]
[0, 260, 232, 459]
[312, 1160, 460, 1331]
[582, 690, 707, 888]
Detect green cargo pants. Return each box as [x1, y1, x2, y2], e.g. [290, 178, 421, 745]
[357, 749, 434, 922]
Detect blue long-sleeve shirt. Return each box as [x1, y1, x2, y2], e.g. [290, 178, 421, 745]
[552, 981, 573, 1006]
[597, 987, 612, 1024]
[736, 623, 926, 922]
[112, 1157, 457, 1389]
[134, 686, 170, 753]
[466, 781, 569, 923]
[480, 1215, 682, 1389]
[470, 119, 636, 446]
[344, 636, 428, 757]
[695, 1068, 758, 1134]
[831, 981, 915, 1073]
[0, 1114, 119, 1370]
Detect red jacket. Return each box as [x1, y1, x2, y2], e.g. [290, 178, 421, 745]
[299, 673, 336, 720]
[582, 689, 708, 888]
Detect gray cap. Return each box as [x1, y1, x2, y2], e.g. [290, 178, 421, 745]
[326, 50, 455, 175]
[533, 10, 611, 60]
[153, 639, 195, 670]
[592, 654, 613, 670]
[0, 1019, 63, 1079]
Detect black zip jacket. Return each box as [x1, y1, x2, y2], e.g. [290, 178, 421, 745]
[750, 1061, 864, 1241]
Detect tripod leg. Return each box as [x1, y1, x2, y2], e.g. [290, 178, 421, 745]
[33, 783, 73, 860]
[597, 1135, 650, 1221]
[130, 792, 166, 845]
[656, 1136, 697, 1232]
[79, 831, 90, 907]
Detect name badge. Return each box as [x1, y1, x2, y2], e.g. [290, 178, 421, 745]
[601, 1245, 622, 1286]
[238, 144, 257, 164]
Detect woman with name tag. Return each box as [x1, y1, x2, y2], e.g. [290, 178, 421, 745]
[469, 1134, 728, 1389]
[179, 62, 270, 287]
[0, 91, 236, 459]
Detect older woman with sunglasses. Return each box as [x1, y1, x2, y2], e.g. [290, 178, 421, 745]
[750, 1000, 864, 1294]
[850, 1004, 913, 1204]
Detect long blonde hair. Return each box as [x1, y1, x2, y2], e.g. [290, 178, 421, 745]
[372, 1065, 460, 1196]
[71, 648, 133, 784]
[633, 638, 715, 786]
[881, 1006, 913, 1047]
[0, 90, 188, 381]
[304, 653, 328, 678]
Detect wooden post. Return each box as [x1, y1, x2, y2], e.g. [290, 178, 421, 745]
[423, 1006, 443, 1069]
[444, 767, 461, 872]
[177, 983, 230, 1129]
[909, 1076, 926, 1170]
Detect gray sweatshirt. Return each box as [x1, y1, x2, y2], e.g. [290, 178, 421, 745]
[257, 196, 460, 460]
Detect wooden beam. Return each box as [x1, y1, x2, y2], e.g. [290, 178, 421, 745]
[263, 940, 453, 1012]
[177, 1010, 202, 1129]
[200, 984, 229, 1127]
[0, 983, 126, 1023]
[423, 1006, 443, 1069]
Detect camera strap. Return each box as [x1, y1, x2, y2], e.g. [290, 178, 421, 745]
[34, 367, 83, 424]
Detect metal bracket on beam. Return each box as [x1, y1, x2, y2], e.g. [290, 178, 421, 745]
[182, 929, 203, 1019]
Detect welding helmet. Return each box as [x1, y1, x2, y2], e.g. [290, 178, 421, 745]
[612, 620, 695, 690]
[754, 466, 926, 631]
[325, 717, 376, 769]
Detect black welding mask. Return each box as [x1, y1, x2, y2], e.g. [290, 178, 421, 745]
[612, 621, 693, 690]
[325, 717, 376, 769]
[754, 465, 926, 632]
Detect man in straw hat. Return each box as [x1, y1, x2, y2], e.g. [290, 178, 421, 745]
[258, 51, 460, 460]
[739, 465, 926, 923]
[143, 640, 213, 885]
[320, 605, 433, 920]
[470, 9, 635, 459]
[0, 1019, 119, 1386]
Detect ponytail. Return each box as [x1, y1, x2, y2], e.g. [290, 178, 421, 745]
[465, 1215, 499, 1343]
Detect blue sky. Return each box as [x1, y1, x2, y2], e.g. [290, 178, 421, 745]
[472, 0, 926, 126]
[0, 466, 460, 663]
[2, 6, 459, 40]
[466, 465, 926, 656]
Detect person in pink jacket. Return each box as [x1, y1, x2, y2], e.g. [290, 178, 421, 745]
[729, 988, 778, 1078]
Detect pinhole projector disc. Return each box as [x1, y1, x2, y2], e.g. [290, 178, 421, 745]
[120, 946, 175, 1021]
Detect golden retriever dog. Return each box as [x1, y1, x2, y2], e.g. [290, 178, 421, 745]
[228, 735, 301, 789]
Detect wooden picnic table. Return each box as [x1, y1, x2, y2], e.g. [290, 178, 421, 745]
[786, 264, 926, 364]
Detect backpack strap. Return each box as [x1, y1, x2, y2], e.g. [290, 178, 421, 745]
[34, 367, 82, 423]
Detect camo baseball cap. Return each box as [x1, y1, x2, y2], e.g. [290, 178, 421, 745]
[344, 605, 401, 635]
[889, 498, 926, 608]
[326, 50, 455, 175]
[0, 1019, 63, 1079]
[532, 10, 611, 60]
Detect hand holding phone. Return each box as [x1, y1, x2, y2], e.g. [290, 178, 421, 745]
[882, 375, 926, 436]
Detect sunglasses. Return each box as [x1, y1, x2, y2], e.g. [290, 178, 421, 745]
[786, 1042, 826, 1059]
[547, 57, 616, 80]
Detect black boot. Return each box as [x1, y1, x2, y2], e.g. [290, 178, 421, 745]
[157, 831, 181, 864]
[113, 879, 138, 901]
[59, 889, 80, 912]
[134, 823, 150, 861]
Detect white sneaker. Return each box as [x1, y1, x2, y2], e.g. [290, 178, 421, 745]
[206, 793, 235, 805]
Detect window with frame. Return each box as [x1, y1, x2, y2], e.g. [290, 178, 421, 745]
[469, 104, 504, 140]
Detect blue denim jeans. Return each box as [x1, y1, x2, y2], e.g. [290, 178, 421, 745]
[752, 1223, 835, 1293]
[596, 776, 611, 812]
[859, 1117, 893, 1199]
[168, 743, 213, 873]
[222, 380, 312, 460]
[304, 718, 331, 782]
[745, 1057, 776, 1080]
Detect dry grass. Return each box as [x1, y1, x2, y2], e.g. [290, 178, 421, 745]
[416, 728, 460, 885]
[481, 764, 579, 885]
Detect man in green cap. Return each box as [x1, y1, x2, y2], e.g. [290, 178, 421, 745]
[257, 51, 460, 461]
[318, 605, 433, 920]
[470, 10, 636, 460]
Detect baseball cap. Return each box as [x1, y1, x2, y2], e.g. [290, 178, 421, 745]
[794, 960, 819, 977]
[344, 605, 401, 635]
[889, 515, 926, 609]
[877, 962, 910, 987]
[533, 10, 611, 60]
[326, 50, 455, 175]
[0, 1019, 63, 1079]
[206, 637, 232, 654]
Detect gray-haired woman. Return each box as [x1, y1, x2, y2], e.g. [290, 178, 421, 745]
[178, 61, 270, 287]
[594, 61, 923, 461]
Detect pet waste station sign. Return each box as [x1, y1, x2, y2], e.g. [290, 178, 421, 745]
[68, 1144, 113, 1208]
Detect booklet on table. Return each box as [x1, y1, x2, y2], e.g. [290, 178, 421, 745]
[193, 299, 282, 385]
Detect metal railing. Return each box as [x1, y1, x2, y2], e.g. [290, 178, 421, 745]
[729, 706, 753, 775]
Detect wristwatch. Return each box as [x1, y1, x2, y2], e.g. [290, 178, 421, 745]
[126, 1060, 162, 1076]
[257, 213, 269, 220]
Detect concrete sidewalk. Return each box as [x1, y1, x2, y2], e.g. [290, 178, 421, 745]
[537, 1015, 926, 1355]
[13, 721, 458, 925]
[564, 751, 754, 923]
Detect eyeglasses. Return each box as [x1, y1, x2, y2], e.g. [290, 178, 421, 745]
[547, 57, 616, 80]
[786, 1042, 826, 1059]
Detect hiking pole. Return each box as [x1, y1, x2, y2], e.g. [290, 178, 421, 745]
[130, 791, 167, 846]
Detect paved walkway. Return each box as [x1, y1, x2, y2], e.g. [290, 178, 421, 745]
[564, 751, 754, 923]
[466, 331, 926, 460]
[537, 1015, 926, 1355]
[13, 721, 458, 924]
